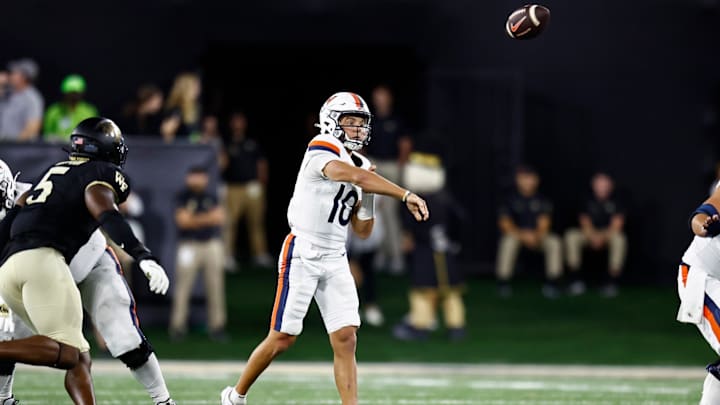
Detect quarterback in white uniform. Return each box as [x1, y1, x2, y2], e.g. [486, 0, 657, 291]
[680, 186, 720, 405]
[0, 159, 175, 405]
[221, 92, 430, 405]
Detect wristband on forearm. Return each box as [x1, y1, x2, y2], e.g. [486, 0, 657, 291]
[402, 190, 411, 203]
[691, 203, 720, 236]
[98, 210, 155, 262]
[357, 192, 375, 220]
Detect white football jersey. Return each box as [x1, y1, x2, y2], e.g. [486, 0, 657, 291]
[287, 134, 361, 251]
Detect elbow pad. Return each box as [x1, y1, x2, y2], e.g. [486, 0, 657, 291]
[98, 210, 155, 262]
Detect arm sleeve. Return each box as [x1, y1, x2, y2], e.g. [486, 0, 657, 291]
[98, 209, 154, 262]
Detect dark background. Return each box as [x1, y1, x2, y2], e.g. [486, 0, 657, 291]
[3, 0, 719, 283]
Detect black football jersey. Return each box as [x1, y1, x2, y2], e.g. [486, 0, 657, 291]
[3, 158, 131, 263]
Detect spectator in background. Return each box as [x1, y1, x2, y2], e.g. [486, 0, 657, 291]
[121, 84, 165, 136]
[366, 84, 413, 274]
[43, 74, 98, 141]
[564, 171, 627, 297]
[199, 114, 228, 171]
[223, 111, 272, 270]
[170, 166, 228, 342]
[392, 152, 466, 341]
[0, 58, 43, 141]
[496, 165, 563, 298]
[0, 71, 8, 100]
[161, 72, 201, 143]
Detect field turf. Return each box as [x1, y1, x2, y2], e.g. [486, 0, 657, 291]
[12, 361, 704, 404]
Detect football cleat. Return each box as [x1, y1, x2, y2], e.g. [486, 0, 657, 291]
[1, 396, 20, 405]
[221, 386, 246, 405]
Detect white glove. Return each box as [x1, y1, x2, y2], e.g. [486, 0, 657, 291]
[0, 297, 15, 335]
[139, 259, 170, 295]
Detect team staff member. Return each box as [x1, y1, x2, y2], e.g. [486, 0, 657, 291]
[170, 166, 227, 342]
[495, 165, 562, 298]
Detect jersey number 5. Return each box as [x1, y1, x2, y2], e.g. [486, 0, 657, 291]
[25, 167, 70, 205]
[328, 184, 358, 226]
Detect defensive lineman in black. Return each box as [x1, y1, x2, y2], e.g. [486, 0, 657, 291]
[0, 117, 167, 404]
[3, 156, 131, 264]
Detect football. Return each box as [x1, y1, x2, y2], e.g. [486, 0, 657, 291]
[506, 4, 550, 40]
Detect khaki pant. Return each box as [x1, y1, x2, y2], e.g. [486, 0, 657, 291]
[564, 228, 627, 275]
[170, 239, 226, 332]
[408, 288, 465, 329]
[0, 248, 89, 352]
[496, 233, 563, 281]
[224, 181, 268, 258]
[373, 160, 404, 271]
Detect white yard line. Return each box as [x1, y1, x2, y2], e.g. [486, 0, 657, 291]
[17, 360, 706, 380]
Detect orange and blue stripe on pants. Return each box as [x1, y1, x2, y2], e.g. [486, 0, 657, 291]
[271, 234, 296, 332]
[106, 246, 145, 340]
[681, 263, 720, 342]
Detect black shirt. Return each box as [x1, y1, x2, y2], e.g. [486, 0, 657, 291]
[583, 196, 624, 228]
[223, 137, 264, 184]
[498, 192, 553, 230]
[365, 114, 407, 160]
[3, 159, 130, 264]
[176, 188, 221, 241]
[403, 192, 452, 248]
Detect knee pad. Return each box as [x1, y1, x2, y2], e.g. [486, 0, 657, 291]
[707, 359, 720, 381]
[117, 339, 154, 370]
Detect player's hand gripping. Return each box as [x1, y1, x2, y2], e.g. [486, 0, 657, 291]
[139, 259, 170, 295]
[405, 192, 430, 222]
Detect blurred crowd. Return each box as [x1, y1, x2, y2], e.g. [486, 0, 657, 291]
[0, 57, 630, 343]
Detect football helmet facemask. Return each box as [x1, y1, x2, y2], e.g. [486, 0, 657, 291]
[0, 159, 18, 218]
[69, 117, 128, 167]
[317, 92, 372, 151]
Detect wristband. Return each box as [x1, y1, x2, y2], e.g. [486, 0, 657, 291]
[357, 192, 375, 220]
[402, 190, 411, 203]
[691, 204, 720, 236]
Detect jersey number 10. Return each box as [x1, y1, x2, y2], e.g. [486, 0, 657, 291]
[327, 184, 358, 226]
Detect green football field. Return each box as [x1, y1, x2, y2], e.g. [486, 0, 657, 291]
[10, 361, 705, 404]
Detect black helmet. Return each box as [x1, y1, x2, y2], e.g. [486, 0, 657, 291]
[69, 117, 128, 167]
